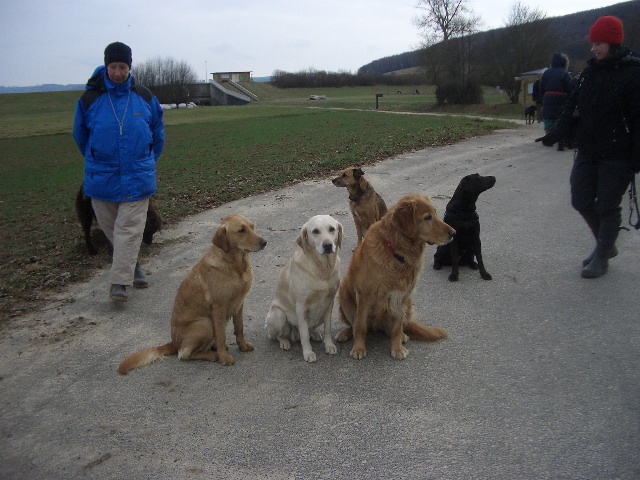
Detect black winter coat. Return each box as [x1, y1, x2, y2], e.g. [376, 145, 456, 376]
[540, 54, 572, 121]
[555, 47, 640, 172]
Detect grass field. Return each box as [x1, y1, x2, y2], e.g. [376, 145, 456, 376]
[0, 83, 520, 320]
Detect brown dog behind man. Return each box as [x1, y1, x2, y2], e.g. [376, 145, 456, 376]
[76, 183, 163, 254]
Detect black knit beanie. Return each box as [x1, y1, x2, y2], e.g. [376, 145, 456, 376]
[104, 42, 132, 68]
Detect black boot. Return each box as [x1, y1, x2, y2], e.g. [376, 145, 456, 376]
[580, 211, 601, 267]
[581, 222, 619, 279]
[582, 245, 618, 267]
[133, 262, 148, 289]
[110, 284, 128, 302]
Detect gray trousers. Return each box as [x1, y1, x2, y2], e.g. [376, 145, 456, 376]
[91, 198, 149, 286]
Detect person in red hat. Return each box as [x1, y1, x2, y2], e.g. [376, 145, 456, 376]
[536, 16, 640, 278]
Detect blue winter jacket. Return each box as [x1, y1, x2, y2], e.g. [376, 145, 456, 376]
[73, 66, 165, 202]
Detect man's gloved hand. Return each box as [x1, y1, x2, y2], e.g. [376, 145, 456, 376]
[535, 132, 559, 147]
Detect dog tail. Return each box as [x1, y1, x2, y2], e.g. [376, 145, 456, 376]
[404, 321, 448, 342]
[118, 342, 177, 375]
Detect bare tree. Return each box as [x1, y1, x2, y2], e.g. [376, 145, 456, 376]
[415, 0, 475, 44]
[483, 2, 554, 103]
[133, 57, 198, 104]
[415, 0, 482, 102]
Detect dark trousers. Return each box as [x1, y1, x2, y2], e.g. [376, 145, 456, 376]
[570, 152, 633, 250]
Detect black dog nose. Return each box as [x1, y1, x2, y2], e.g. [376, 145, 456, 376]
[322, 241, 334, 254]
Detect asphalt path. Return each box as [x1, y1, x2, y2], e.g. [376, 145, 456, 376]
[1, 125, 639, 480]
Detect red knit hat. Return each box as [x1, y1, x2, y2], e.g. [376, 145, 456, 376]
[589, 16, 624, 45]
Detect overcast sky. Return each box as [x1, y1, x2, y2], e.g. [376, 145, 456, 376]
[0, 0, 625, 87]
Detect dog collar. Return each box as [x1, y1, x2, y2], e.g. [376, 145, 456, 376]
[383, 239, 405, 266]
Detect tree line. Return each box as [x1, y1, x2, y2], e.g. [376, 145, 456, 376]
[271, 69, 425, 89]
[133, 57, 198, 104]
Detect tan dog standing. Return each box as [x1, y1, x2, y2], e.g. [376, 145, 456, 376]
[335, 194, 454, 360]
[332, 167, 387, 247]
[118, 215, 267, 375]
[265, 215, 342, 362]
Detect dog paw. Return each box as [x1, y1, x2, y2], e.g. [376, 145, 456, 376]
[335, 328, 353, 343]
[325, 342, 338, 355]
[310, 331, 323, 342]
[350, 346, 367, 360]
[278, 338, 291, 350]
[391, 346, 408, 360]
[480, 271, 492, 280]
[303, 350, 317, 362]
[238, 340, 254, 352]
[218, 353, 236, 366]
[448, 273, 459, 282]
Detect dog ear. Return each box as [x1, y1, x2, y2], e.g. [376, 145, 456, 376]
[212, 225, 230, 252]
[297, 227, 312, 255]
[461, 174, 479, 192]
[353, 168, 365, 180]
[392, 200, 418, 239]
[336, 222, 343, 249]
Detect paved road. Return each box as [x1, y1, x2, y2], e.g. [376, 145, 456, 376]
[1, 126, 639, 480]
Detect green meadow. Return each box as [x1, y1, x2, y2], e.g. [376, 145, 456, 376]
[0, 83, 519, 320]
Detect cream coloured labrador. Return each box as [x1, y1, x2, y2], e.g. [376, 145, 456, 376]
[265, 215, 343, 362]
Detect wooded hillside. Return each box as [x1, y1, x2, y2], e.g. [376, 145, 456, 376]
[358, 1, 640, 76]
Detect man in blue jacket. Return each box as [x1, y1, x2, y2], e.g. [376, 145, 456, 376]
[73, 42, 165, 302]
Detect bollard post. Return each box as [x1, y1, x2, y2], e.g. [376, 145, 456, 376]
[375, 93, 383, 110]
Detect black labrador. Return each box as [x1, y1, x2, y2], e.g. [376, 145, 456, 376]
[524, 105, 536, 125]
[75, 183, 163, 255]
[433, 173, 496, 281]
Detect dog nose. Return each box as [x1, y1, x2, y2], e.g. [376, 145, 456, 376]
[260, 238, 268, 250]
[322, 241, 335, 254]
[448, 229, 456, 240]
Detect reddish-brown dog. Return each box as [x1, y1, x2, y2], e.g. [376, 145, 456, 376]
[335, 194, 454, 360]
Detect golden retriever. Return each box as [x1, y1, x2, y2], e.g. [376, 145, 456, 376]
[118, 215, 267, 375]
[332, 167, 387, 247]
[335, 194, 454, 360]
[265, 215, 342, 362]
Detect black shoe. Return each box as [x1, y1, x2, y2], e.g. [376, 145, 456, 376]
[110, 284, 128, 302]
[133, 263, 148, 289]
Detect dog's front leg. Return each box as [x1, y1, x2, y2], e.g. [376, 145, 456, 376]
[474, 242, 492, 280]
[212, 306, 235, 366]
[295, 304, 316, 362]
[232, 304, 254, 352]
[390, 320, 408, 359]
[354, 218, 364, 247]
[322, 305, 337, 356]
[390, 295, 409, 359]
[350, 293, 372, 360]
[449, 241, 460, 282]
